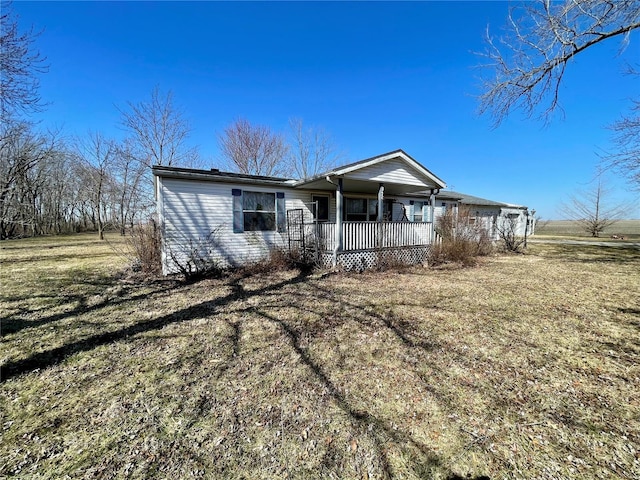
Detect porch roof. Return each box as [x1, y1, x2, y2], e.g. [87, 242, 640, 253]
[293, 149, 446, 195]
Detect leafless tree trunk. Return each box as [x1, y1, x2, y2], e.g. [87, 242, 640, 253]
[113, 139, 148, 235]
[218, 118, 290, 177]
[287, 117, 342, 180]
[560, 173, 628, 237]
[0, 120, 63, 239]
[74, 132, 117, 240]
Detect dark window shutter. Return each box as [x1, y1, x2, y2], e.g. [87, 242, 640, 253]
[232, 189, 243, 233]
[276, 192, 286, 233]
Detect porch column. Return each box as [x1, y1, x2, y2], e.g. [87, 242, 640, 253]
[376, 183, 384, 249]
[429, 190, 436, 243]
[333, 178, 343, 267]
[376, 183, 384, 222]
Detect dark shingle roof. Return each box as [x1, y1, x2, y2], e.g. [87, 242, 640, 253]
[438, 191, 526, 209]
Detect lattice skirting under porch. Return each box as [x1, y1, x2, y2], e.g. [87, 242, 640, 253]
[316, 245, 432, 271]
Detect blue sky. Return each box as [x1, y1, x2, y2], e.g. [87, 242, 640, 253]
[12, 1, 640, 219]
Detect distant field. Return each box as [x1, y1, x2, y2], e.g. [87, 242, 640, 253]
[536, 219, 640, 240]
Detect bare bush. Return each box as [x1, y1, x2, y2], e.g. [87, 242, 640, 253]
[166, 229, 224, 281]
[238, 247, 305, 277]
[496, 215, 526, 253]
[430, 206, 493, 266]
[127, 221, 162, 275]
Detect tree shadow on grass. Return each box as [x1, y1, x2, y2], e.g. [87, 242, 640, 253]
[226, 275, 494, 480]
[239, 303, 443, 478]
[1, 252, 114, 265]
[3, 267, 490, 478]
[1, 278, 178, 336]
[0, 271, 311, 383]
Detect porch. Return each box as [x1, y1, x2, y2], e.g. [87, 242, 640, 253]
[287, 218, 440, 270]
[309, 220, 436, 252]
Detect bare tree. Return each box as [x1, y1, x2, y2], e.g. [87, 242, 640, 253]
[112, 139, 149, 235]
[287, 117, 342, 179]
[478, 0, 640, 125]
[606, 98, 640, 188]
[218, 118, 290, 177]
[560, 173, 627, 237]
[74, 132, 117, 240]
[0, 1, 48, 117]
[0, 120, 62, 238]
[118, 86, 198, 167]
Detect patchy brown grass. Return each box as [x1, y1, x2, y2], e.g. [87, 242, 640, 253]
[1, 235, 639, 479]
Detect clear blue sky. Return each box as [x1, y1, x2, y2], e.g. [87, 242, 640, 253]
[12, 1, 640, 219]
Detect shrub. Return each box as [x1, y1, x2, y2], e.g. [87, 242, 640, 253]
[430, 206, 493, 266]
[125, 220, 162, 275]
[238, 247, 315, 276]
[166, 230, 225, 282]
[496, 215, 526, 253]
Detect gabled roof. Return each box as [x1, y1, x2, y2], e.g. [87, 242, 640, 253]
[438, 190, 527, 209]
[152, 149, 446, 193]
[294, 149, 446, 190]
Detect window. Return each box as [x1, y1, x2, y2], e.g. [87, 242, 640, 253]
[345, 198, 368, 221]
[243, 191, 276, 231]
[233, 189, 285, 233]
[413, 201, 424, 222]
[344, 197, 393, 221]
[312, 195, 329, 222]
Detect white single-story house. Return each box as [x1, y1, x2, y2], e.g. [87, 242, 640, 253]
[436, 191, 535, 239]
[153, 150, 533, 274]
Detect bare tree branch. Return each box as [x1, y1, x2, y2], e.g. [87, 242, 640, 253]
[73, 132, 117, 240]
[118, 86, 198, 167]
[478, 0, 640, 125]
[288, 117, 342, 180]
[0, 1, 48, 117]
[605, 98, 640, 188]
[218, 118, 290, 177]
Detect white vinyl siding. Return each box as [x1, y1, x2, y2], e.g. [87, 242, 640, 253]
[158, 177, 309, 273]
[346, 158, 434, 187]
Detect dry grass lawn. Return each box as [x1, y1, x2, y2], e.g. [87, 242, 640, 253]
[1, 233, 639, 479]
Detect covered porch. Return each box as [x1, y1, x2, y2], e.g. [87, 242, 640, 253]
[310, 220, 436, 252]
[291, 150, 447, 268]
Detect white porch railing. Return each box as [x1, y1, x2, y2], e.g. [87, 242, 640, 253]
[308, 221, 434, 252]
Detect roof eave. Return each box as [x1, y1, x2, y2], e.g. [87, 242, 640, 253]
[294, 149, 446, 190]
[152, 166, 293, 187]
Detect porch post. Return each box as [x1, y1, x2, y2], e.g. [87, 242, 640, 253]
[377, 183, 384, 222]
[429, 189, 436, 243]
[333, 178, 343, 267]
[376, 183, 384, 249]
